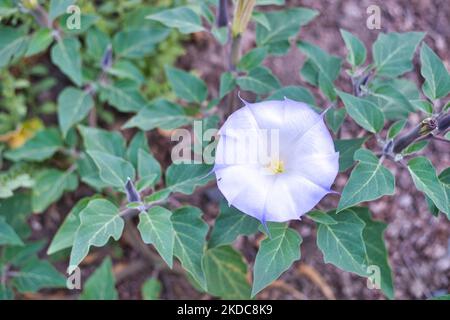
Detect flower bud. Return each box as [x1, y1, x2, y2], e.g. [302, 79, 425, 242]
[231, 0, 256, 37]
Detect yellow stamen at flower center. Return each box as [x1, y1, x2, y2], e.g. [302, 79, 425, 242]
[267, 159, 284, 174]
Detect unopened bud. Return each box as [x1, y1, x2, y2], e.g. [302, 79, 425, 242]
[22, 0, 38, 10]
[231, 0, 256, 37]
[125, 178, 141, 203]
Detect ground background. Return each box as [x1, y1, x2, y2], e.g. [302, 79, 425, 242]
[28, 0, 450, 300]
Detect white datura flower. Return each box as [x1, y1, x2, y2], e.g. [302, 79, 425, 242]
[214, 98, 339, 225]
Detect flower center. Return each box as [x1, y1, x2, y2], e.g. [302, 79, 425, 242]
[266, 159, 284, 174]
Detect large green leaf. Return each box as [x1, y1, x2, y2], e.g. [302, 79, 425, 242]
[0, 216, 23, 246]
[316, 208, 394, 298]
[47, 196, 99, 255]
[32, 169, 78, 213]
[0, 26, 28, 68]
[0, 192, 33, 238]
[126, 131, 150, 168]
[252, 223, 301, 296]
[203, 245, 251, 299]
[420, 43, 450, 100]
[123, 99, 191, 131]
[50, 38, 83, 86]
[87, 150, 136, 189]
[78, 125, 126, 157]
[338, 91, 384, 133]
[369, 83, 415, 120]
[337, 149, 395, 212]
[147, 6, 205, 34]
[236, 66, 281, 95]
[317, 209, 366, 275]
[325, 107, 346, 133]
[209, 201, 259, 248]
[219, 72, 236, 99]
[79, 257, 118, 300]
[113, 27, 169, 58]
[99, 81, 147, 113]
[69, 199, 124, 273]
[4, 128, 62, 162]
[373, 32, 425, 77]
[407, 157, 449, 217]
[340, 29, 366, 67]
[256, 8, 318, 54]
[298, 41, 342, 100]
[137, 149, 161, 189]
[58, 87, 94, 138]
[166, 163, 213, 195]
[165, 66, 207, 103]
[334, 137, 367, 172]
[138, 206, 174, 268]
[171, 206, 208, 289]
[12, 260, 66, 293]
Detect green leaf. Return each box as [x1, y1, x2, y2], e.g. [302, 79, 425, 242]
[113, 27, 169, 59]
[0, 27, 28, 68]
[0, 217, 23, 246]
[58, 87, 94, 138]
[47, 196, 98, 255]
[78, 125, 126, 157]
[12, 260, 66, 293]
[87, 150, 136, 189]
[86, 27, 110, 61]
[50, 38, 83, 86]
[387, 120, 407, 139]
[58, 13, 99, 35]
[166, 163, 213, 195]
[0, 283, 13, 300]
[411, 99, 434, 114]
[357, 208, 394, 299]
[420, 43, 450, 100]
[219, 72, 236, 99]
[0, 192, 33, 238]
[203, 245, 251, 299]
[402, 140, 429, 156]
[172, 206, 208, 289]
[267, 86, 316, 107]
[123, 99, 191, 131]
[407, 157, 449, 217]
[138, 206, 174, 268]
[141, 278, 161, 300]
[137, 149, 161, 188]
[79, 257, 118, 300]
[126, 131, 150, 168]
[211, 26, 228, 45]
[369, 83, 415, 120]
[32, 169, 78, 213]
[209, 201, 259, 248]
[316, 208, 394, 299]
[165, 66, 207, 103]
[252, 223, 302, 296]
[99, 81, 147, 113]
[69, 199, 124, 273]
[317, 209, 366, 275]
[4, 128, 62, 162]
[298, 42, 342, 100]
[49, 0, 75, 21]
[147, 6, 205, 34]
[325, 108, 346, 134]
[337, 91, 384, 133]
[25, 29, 53, 57]
[337, 149, 395, 212]
[237, 47, 268, 71]
[236, 66, 281, 95]
[340, 29, 366, 67]
[256, 8, 318, 54]
[373, 32, 425, 77]
[334, 137, 367, 172]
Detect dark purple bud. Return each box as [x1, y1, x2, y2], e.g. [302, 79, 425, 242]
[125, 178, 141, 203]
[217, 0, 229, 28]
[101, 44, 113, 70]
